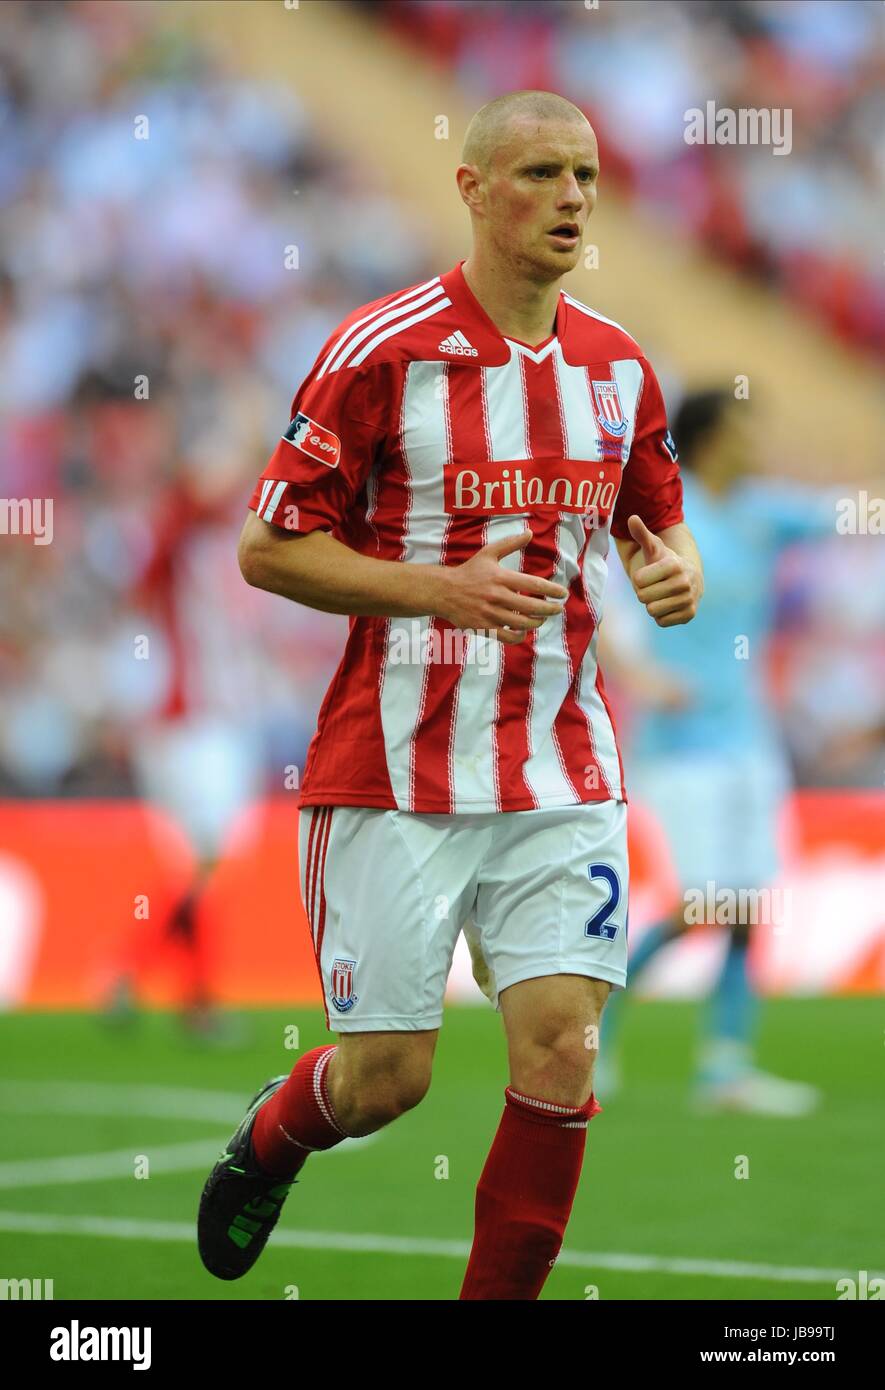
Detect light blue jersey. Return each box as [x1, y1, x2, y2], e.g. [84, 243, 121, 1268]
[628, 474, 836, 762]
[609, 474, 838, 887]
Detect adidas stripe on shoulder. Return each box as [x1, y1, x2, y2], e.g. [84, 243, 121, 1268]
[318, 276, 451, 377]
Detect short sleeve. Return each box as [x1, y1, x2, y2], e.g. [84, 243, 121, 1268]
[249, 363, 387, 535]
[611, 358, 684, 541]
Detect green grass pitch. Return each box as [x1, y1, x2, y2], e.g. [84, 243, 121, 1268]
[0, 999, 881, 1301]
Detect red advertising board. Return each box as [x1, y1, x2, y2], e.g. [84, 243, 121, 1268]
[0, 792, 882, 1008]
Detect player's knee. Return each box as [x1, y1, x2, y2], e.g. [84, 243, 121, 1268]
[335, 1050, 432, 1135]
[510, 1024, 598, 1108]
[346, 1079, 429, 1134]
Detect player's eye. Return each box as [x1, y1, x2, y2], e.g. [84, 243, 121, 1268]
[530, 167, 596, 181]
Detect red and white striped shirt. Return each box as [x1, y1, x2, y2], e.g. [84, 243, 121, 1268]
[249, 260, 683, 813]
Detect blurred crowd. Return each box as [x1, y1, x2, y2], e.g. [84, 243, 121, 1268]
[0, 0, 882, 811]
[0, 0, 434, 800]
[369, 0, 885, 355]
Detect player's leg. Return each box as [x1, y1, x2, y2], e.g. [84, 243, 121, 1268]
[198, 803, 480, 1280]
[500, 972, 610, 1103]
[115, 717, 259, 1042]
[197, 1027, 440, 1282]
[694, 752, 819, 1114]
[251, 805, 481, 1167]
[169, 856, 249, 1045]
[170, 720, 262, 1041]
[698, 918, 757, 1084]
[460, 974, 611, 1301]
[595, 904, 681, 1092]
[326, 1029, 437, 1135]
[698, 918, 819, 1115]
[597, 754, 729, 1095]
[459, 801, 628, 1300]
[250, 1028, 438, 1183]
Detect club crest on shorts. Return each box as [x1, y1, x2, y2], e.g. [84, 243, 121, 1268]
[591, 380, 628, 438]
[330, 958, 358, 1013]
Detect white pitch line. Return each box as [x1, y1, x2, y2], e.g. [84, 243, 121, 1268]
[0, 1081, 274, 1124]
[0, 1211, 876, 1286]
[0, 1082, 376, 1172]
[0, 1136, 375, 1188]
[0, 1140, 225, 1189]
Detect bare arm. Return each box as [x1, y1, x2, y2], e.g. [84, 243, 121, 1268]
[238, 511, 568, 645]
[614, 515, 703, 627]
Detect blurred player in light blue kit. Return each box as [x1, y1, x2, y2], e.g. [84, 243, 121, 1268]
[598, 387, 836, 1115]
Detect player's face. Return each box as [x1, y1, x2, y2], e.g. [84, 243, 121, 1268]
[486, 120, 599, 278]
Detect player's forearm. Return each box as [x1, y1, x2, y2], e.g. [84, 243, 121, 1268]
[239, 516, 449, 619]
[655, 523, 703, 591]
[614, 518, 703, 627]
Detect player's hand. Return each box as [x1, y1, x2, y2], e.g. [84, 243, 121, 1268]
[626, 515, 702, 628]
[434, 530, 567, 645]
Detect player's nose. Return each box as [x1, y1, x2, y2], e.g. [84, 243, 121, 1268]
[556, 176, 586, 209]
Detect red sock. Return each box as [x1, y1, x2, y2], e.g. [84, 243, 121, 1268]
[251, 1045, 347, 1178]
[459, 1086, 602, 1300]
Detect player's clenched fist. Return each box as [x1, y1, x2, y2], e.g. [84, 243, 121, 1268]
[434, 530, 567, 645]
[626, 514, 702, 628]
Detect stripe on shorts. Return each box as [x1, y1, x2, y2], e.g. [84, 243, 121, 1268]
[303, 807, 333, 1027]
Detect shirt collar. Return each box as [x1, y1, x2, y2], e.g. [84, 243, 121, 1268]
[440, 260, 567, 365]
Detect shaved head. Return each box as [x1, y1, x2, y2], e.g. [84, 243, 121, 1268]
[457, 89, 599, 324]
[461, 90, 592, 176]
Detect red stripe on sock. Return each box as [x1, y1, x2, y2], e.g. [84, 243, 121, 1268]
[251, 1045, 345, 1179]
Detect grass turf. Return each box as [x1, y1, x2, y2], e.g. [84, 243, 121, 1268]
[0, 999, 881, 1300]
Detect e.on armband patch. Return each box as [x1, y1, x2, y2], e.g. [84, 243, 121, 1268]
[283, 412, 341, 468]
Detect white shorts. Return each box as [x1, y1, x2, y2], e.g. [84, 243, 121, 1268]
[629, 749, 792, 891]
[298, 801, 628, 1032]
[132, 717, 263, 862]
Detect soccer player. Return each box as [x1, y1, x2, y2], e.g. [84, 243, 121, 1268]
[103, 472, 260, 1046]
[596, 388, 830, 1115]
[197, 89, 703, 1299]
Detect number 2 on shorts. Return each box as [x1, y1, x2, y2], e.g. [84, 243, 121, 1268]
[584, 863, 621, 941]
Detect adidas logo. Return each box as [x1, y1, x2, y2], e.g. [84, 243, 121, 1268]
[439, 330, 478, 357]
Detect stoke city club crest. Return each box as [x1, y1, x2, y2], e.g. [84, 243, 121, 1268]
[330, 958, 358, 1013]
[591, 380, 628, 438]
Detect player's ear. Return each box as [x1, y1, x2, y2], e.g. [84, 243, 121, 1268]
[456, 163, 483, 208]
